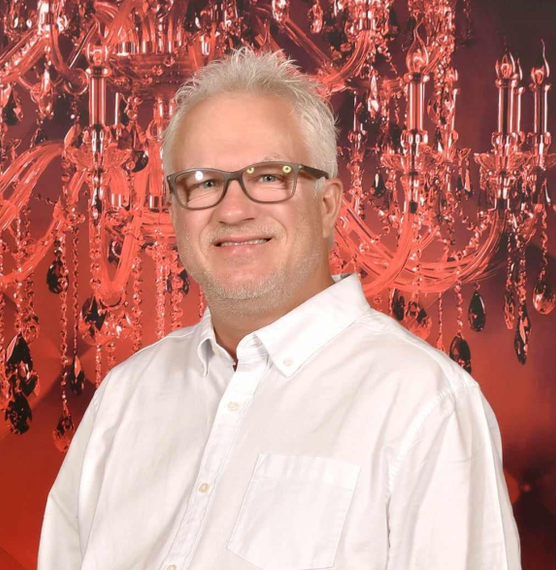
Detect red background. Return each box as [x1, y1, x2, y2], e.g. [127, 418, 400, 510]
[1, 0, 556, 568]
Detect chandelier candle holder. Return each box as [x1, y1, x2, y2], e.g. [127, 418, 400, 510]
[0, 0, 554, 445]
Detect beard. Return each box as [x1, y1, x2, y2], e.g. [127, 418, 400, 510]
[175, 220, 324, 316]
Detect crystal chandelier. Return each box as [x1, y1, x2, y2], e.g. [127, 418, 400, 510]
[0, 0, 554, 446]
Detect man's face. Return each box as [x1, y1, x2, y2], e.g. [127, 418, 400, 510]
[167, 93, 338, 309]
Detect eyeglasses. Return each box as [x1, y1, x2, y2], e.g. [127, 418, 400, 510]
[166, 161, 329, 210]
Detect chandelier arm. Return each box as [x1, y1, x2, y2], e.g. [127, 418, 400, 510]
[390, 210, 507, 292]
[47, 21, 88, 93]
[350, 205, 505, 294]
[0, 142, 62, 232]
[362, 200, 417, 295]
[320, 31, 374, 94]
[0, 30, 48, 85]
[253, 6, 332, 72]
[102, 0, 142, 49]
[0, 169, 87, 289]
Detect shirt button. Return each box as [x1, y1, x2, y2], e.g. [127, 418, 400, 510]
[228, 401, 239, 411]
[167, 566, 176, 570]
[198, 482, 210, 493]
[212, 345, 220, 357]
[283, 358, 293, 366]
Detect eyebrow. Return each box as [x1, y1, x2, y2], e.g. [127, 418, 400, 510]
[261, 154, 288, 162]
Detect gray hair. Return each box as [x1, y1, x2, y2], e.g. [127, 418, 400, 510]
[162, 47, 339, 193]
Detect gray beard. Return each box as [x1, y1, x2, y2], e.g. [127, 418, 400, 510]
[181, 245, 323, 318]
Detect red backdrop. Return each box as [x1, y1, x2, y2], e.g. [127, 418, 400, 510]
[1, 0, 556, 568]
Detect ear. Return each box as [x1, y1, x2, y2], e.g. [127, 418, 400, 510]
[319, 177, 343, 241]
[166, 191, 178, 230]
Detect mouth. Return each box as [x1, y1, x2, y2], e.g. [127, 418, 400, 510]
[215, 237, 272, 247]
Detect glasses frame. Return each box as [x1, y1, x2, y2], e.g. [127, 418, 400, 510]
[166, 161, 330, 210]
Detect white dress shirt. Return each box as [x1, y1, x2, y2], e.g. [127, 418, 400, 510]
[38, 273, 521, 570]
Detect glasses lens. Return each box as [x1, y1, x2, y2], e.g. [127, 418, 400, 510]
[242, 163, 296, 202]
[174, 169, 225, 208]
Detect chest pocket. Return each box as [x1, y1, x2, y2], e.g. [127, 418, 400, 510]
[226, 453, 360, 570]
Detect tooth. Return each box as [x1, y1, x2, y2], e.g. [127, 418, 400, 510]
[220, 239, 268, 247]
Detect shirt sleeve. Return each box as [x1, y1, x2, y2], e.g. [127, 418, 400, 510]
[385, 384, 522, 570]
[37, 377, 108, 569]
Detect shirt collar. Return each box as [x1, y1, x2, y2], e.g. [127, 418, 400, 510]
[255, 273, 371, 377]
[197, 307, 218, 377]
[196, 273, 372, 378]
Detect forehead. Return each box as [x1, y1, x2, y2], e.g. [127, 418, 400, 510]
[170, 93, 310, 171]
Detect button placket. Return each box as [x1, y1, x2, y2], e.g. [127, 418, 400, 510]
[161, 355, 268, 570]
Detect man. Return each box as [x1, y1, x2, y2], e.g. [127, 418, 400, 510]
[38, 48, 521, 569]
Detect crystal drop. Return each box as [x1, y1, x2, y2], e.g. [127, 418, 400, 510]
[5, 392, 32, 434]
[456, 175, 464, 192]
[449, 332, 472, 373]
[464, 170, 473, 197]
[468, 289, 486, 332]
[532, 273, 556, 314]
[405, 300, 432, 340]
[53, 401, 75, 452]
[18, 367, 38, 398]
[108, 240, 122, 265]
[4, 333, 39, 397]
[2, 89, 23, 126]
[308, 0, 323, 34]
[435, 334, 446, 353]
[46, 258, 66, 294]
[388, 6, 400, 36]
[68, 356, 86, 396]
[79, 296, 108, 345]
[514, 302, 531, 365]
[504, 288, 516, 330]
[31, 126, 48, 146]
[372, 173, 387, 197]
[5, 333, 32, 370]
[391, 289, 405, 321]
[167, 269, 190, 295]
[104, 311, 133, 339]
[131, 149, 149, 172]
[21, 314, 40, 344]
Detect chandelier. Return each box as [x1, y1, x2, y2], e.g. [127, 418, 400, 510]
[0, 0, 554, 448]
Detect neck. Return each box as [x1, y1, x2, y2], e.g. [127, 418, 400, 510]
[208, 272, 335, 362]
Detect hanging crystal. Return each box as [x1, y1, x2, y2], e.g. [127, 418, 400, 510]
[391, 288, 406, 321]
[504, 287, 516, 330]
[2, 88, 23, 125]
[5, 391, 32, 434]
[435, 293, 446, 352]
[449, 332, 472, 373]
[46, 258, 66, 294]
[532, 210, 555, 315]
[68, 355, 86, 395]
[308, 0, 323, 34]
[371, 172, 387, 198]
[5, 333, 39, 397]
[468, 287, 486, 332]
[514, 302, 531, 365]
[52, 399, 75, 452]
[532, 272, 556, 314]
[79, 296, 108, 345]
[405, 298, 432, 339]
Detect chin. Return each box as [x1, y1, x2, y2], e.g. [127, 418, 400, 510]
[202, 272, 278, 300]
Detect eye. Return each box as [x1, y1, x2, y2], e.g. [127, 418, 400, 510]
[259, 174, 279, 183]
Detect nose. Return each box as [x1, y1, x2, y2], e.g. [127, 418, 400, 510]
[212, 179, 258, 224]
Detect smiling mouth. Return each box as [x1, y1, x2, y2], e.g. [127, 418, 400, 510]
[217, 238, 271, 247]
